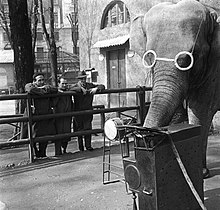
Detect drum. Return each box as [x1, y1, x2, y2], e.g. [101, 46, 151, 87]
[104, 118, 125, 140]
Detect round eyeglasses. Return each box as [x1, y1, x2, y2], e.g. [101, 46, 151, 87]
[142, 50, 194, 71]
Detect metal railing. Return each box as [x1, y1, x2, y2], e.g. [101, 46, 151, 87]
[0, 86, 152, 162]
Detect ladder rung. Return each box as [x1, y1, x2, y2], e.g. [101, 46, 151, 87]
[106, 170, 124, 177]
[103, 179, 121, 185]
[103, 148, 110, 152]
[103, 162, 123, 169]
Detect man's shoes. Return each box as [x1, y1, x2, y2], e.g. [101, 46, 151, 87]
[79, 147, 84, 152]
[35, 153, 40, 158]
[55, 152, 62, 157]
[86, 147, 94, 151]
[39, 154, 48, 159]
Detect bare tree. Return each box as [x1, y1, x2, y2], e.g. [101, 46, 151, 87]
[0, 2, 12, 46]
[67, 0, 78, 55]
[28, 0, 39, 61]
[39, 0, 57, 86]
[78, 0, 98, 67]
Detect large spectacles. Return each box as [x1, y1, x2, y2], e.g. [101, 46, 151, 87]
[142, 50, 194, 71]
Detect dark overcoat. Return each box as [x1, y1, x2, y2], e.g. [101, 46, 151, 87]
[53, 92, 75, 141]
[70, 82, 105, 131]
[24, 83, 58, 138]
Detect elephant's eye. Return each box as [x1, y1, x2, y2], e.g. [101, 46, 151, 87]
[176, 54, 190, 68]
[142, 50, 156, 68]
[174, 51, 194, 71]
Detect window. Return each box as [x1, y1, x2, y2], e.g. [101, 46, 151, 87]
[54, 11, 58, 24]
[54, 0, 58, 5]
[3, 32, 8, 42]
[3, 4, 9, 13]
[71, 0, 77, 5]
[36, 32, 43, 41]
[54, 31, 59, 41]
[56, 47, 61, 57]
[1, 3, 9, 21]
[102, 1, 130, 29]
[36, 47, 44, 60]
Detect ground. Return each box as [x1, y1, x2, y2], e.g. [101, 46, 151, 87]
[0, 133, 220, 210]
[0, 137, 134, 210]
[0, 101, 220, 209]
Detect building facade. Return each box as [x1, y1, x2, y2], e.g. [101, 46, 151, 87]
[0, 0, 79, 91]
[78, 0, 220, 129]
[78, 0, 181, 108]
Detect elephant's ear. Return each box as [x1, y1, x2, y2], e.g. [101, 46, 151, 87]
[208, 12, 220, 60]
[129, 16, 146, 57]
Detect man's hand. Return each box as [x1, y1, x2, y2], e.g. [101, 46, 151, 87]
[89, 87, 98, 94]
[81, 87, 87, 95]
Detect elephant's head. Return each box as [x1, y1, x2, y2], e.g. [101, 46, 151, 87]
[130, 0, 220, 128]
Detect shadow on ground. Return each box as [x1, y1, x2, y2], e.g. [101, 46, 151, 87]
[0, 142, 123, 178]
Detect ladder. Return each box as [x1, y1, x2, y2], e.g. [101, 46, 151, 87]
[102, 133, 131, 185]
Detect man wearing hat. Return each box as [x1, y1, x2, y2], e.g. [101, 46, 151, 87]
[71, 70, 105, 151]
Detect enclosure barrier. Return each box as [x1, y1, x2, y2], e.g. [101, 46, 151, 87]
[0, 86, 152, 163]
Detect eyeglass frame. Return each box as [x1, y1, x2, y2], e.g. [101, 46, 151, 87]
[142, 50, 194, 71]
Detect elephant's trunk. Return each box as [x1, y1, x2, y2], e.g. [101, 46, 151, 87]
[144, 63, 188, 128]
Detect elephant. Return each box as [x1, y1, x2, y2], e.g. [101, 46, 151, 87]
[130, 0, 220, 178]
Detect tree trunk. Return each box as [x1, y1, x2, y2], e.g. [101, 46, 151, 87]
[8, 0, 34, 114]
[49, 40, 58, 86]
[8, 0, 34, 92]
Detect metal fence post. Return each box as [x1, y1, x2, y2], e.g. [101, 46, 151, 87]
[26, 94, 34, 163]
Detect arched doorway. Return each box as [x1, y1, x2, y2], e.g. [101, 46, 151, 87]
[97, 1, 130, 107]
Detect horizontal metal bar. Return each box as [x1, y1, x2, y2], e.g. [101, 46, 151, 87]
[0, 129, 103, 148]
[0, 114, 23, 118]
[0, 87, 153, 101]
[0, 94, 27, 100]
[0, 138, 29, 148]
[0, 116, 28, 124]
[0, 106, 139, 124]
[34, 129, 103, 143]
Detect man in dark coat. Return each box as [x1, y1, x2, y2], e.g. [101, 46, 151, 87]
[24, 73, 58, 158]
[53, 77, 79, 155]
[71, 70, 105, 151]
